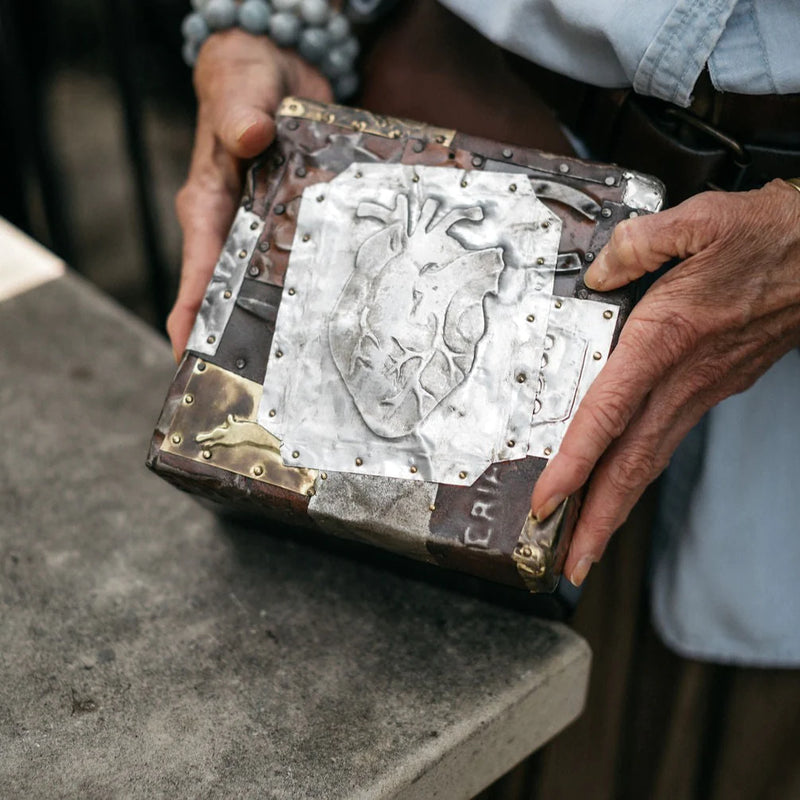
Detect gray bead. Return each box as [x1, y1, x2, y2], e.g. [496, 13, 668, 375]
[323, 45, 354, 79]
[338, 35, 360, 62]
[334, 71, 359, 100]
[239, 0, 271, 34]
[181, 12, 210, 42]
[203, 0, 237, 30]
[272, 0, 300, 10]
[298, 27, 330, 64]
[299, 0, 330, 26]
[182, 39, 201, 67]
[327, 13, 350, 42]
[269, 12, 302, 46]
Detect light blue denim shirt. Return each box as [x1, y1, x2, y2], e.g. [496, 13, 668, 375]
[439, 0, 800, 106]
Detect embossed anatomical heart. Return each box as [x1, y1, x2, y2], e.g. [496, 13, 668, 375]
[329, 192, 504, 438]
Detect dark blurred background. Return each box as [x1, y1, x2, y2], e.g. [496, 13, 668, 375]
[0, 0, 197, 328]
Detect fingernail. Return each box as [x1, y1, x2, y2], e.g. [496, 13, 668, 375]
[534, 494, 565, 523]
[569, 556, 593, 587]
[584, 252, 607, 290]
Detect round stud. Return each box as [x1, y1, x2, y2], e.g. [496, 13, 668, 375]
[603, 310, 613, 319]
[355, 171, 362, 179]
[274, 204, 286, 215]
[601, 207, 612, 218]
[302, 233, 311, 242]
[184, 394, 194, 405]
[558, 163, 569, 174]
[593, 351, 603, 361]
[585, 252, 595, 262]
[471, 156, 483, 167]
[554, 300, 563, 309]
[516, 373, 526, 383]
[542, 221, 550, 229]
[544, 447, 553, 457]
[413, 141, 425, 153]
[577, 289, 589, 300]
[321, 472, 328, 480]
[202, 449, 212, 460]
[206, 335, 216, 344]
[275, 350, 283, 358]
[317, 195, 325, 203]
[459, 471, 468, 480]
[412, 175, 420, 183]
[236, 358, 247, 370]
[509, 183, 517, 193]
[355, 457, 363, 467]
[507, 440, 515, 448]
[250, 221, 259, 230]
[288, 288, 296, 296]
[286, 119, 299, 131]
[259, 241, 270, 252]
[248, 266, 260, 277]
[409, 465, 418, 474]
[604, 176, 616, 186]
[307, 488, 316, 497]
[171, 434, 182, 445]
[253, 465, 264, 477]
[522, 546, 533, 558]
[223, 290, 233, 300]
[429, 504, 436, 512]
[238, 249, 248, 259]
[267, 409, 276, 419]
[295, 166, 307, 178]
[502, 148, 513, 159]
[292, 450, 300, 459]
[629, 211, 639, 218]
[536, 257, 545, 265]
[460, 180, 468, 188]
[526, 314, 535, 323]
[197, 361, 206, 372]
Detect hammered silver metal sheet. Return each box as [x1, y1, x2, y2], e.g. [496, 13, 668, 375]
[186, 207, 264, 357]
[622, 171, 665, 212]
[259, 164, 561, 486]
[527, 296, 618, 459]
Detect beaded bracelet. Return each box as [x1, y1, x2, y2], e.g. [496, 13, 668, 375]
[182, 0, 360, 100]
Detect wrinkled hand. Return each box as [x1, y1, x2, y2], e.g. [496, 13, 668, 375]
[531, 179, 800, 586]
[167, 29, 332, 360]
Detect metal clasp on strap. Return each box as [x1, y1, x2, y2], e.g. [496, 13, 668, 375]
[663, 107, 751, 190]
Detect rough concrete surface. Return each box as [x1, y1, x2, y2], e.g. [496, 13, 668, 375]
[0, 274, 590, 799]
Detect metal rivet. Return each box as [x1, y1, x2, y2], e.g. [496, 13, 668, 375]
[603, 310, 613, 319]
[390, 130, 402, 139]
[275, 350, 283, 358]
[223, 290, 232, 299]
[507, 440, 515, 448]
[460, 180, 468, 188]
[629, 211, 639, 218]
[522, 546, 532, 558]
[317, 195, 325, 203]
[239, 249, 248, 259]
[274, 156, 285, 166]
[307, 488, 316, 497]
[410, 466, 418, 474]
[554, 300, 563, 309]
[202, 449, 212, 460]
[413, 141, 425, 153]
[502, 148, 513, 159]
[288, 288, 296, 296]
[542, 221, 550, 229]
[206, 335, 216, 344]
[259, 241, 270, 252]
[526, 314, 535, 323]
[516, 373, 526, 383]
[184, 394, 194, 404]
[286, 120, 299, 131]
[544, 446, 553, 456]
[355, 458, 363, 467]
[248, 266, 260, 277]
[471, 155, 483, 167]
[355, 171, 362, 179]
[302, 233, 311, 242]
[292, 450, 300, 459]
[435, 135, 446, 144]
[536, 257, 545, 265]
[274, 204, 286, 215]
[577, 288, 589, 300]
[268, 408, 276, 417]
[250, 221, 259, 230]
[296, 167, 307, 178]
[593, 351, 603, 361]
[412, 175, 420, 183]
[171, 434, 182, 445]
[429, 504, 436, 512]
[197, 361, 206, 372]
[604, 176, 616, 186]
[235, 359, 247, 371]
[321, 472, 327, 480]
[601, 207, 612, 218]
[559, 163, 569, 174]
[253, 465, 264, 477]
[585, 252, 595, 262]
[459, 471, 467, 480]
[509, 183, 517, 192]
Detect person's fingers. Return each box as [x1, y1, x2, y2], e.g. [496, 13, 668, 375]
[584, 192, 723, 291]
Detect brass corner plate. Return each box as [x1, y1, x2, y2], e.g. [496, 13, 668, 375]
[161, 360, 316, 497]
[277, 96, 456, 147]
[512, 498, 574, 592]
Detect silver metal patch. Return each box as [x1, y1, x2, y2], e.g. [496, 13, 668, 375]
[259, 164, 561, 485]
[622, 171, 665, 213]
[528, 296, 618, 459]
[186, 207, 264, 356]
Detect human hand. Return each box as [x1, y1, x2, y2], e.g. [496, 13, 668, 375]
[531, 179, 800, 586]
[167, 29, 333, 360]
